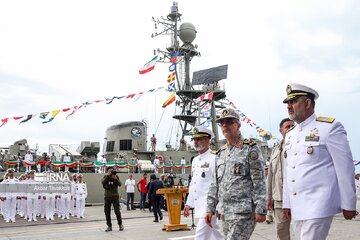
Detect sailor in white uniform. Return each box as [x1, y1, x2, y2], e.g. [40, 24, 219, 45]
[17, 174, 28, 218]
[98, 155, 107, 174]
[24, 151, 34, 173]
[282, 83, 358, 240]
[70, 174, 77, 216]
[184, 127, 224, 240]
[73, 174, 87, 218]
[45, 181, 56, 220]
[0, 173, 8, 219]
[59, 172, 72, 219]
[26, 170, 38, 221]
[3, 168, 19, 223]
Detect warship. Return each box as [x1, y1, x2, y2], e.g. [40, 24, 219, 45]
[0, 2, 272, 204]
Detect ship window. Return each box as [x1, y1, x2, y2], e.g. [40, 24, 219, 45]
[106, 141, 115, 152]
[120, 140, 132, 151]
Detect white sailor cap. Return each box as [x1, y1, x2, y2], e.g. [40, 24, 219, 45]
[192, 126, 214, 139]
[283, 83, 319, 103]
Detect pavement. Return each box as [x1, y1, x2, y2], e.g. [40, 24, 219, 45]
[0, 202, 359, 240]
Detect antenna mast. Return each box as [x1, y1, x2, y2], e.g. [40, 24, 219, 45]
[152, 2, 226, 148]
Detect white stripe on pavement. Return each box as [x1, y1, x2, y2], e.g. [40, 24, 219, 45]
[168, 235, 195, 240]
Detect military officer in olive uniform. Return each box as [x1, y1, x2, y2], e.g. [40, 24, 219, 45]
[184, 127, 224, 240]
[282, 83, 358, 240]
[205, 108, 267, 240]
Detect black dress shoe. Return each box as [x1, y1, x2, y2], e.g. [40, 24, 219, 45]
[119, 224, 124, 231]
[105, 227, 112, 232]
[160, 214, 163, 220]
[153, 219, 159, 222]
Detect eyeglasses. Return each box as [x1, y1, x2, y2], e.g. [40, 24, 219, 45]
[218, 119, 238, 127]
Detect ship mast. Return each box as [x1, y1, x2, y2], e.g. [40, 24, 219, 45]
[152, 2, 226, 149]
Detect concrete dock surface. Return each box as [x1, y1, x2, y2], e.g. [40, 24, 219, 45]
[0, 202, 359, 240]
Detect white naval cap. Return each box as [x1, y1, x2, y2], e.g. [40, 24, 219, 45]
[7, 168, 15, 173]
[283, 83, 319, 103]
[192, 126, 214, 139]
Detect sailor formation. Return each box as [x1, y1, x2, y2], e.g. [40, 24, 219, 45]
[0, 168, 87, 223]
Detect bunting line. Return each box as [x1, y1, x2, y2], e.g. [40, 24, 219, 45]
[226, 99, 276, 141]
[0, 86, 168, 128]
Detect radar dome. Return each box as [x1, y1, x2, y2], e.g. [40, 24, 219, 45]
[179, 22, 197, 43]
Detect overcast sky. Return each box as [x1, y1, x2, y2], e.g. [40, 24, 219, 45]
[0, 0, 359, 171]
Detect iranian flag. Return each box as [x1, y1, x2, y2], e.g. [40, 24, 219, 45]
[51, 162, 65, 168]
[22, 159, 36, 166]
[65, 161, 79, 168]
[139, 55, 158, 74]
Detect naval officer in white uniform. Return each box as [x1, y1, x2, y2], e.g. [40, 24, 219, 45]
[282, 83, 358, 240]
[184, 127, 224, 240]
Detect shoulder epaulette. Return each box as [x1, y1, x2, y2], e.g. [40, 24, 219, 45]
[215, 144, 227, 155]
[243, 138, 256, 147]
[210, 150, 217, 155]
[316, 116, 335, 123]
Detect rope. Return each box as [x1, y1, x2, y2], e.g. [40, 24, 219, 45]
[155, 108, 166, 135]
[166, 107, 177, 144]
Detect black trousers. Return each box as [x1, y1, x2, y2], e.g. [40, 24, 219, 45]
[126, 193, 134, 210]
[148, 197, 152, 211]
[104, 196, 122, 227]
[152, 195, 162, 220]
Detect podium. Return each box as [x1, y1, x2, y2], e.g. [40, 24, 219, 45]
[156, 187, 190, 232]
